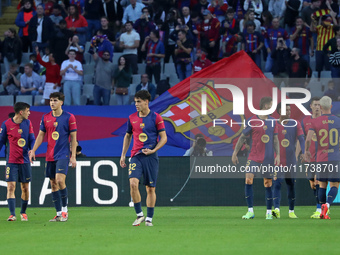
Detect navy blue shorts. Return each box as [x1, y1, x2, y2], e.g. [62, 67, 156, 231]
[129, 153, 159, 187]
[245, 160, 274, 179]
[305, 162, 317, 181]
[6, 163, 31, 183]
[45, 159, 70, 179]
[316, 161, 340, 182]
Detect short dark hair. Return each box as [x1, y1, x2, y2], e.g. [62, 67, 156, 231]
[150, 29, 159, 39]
[310, 96, 320, 104]
[260, 97, 272, 110]
[333, 25, 340, 34]
[276, 102, 290, 115]
[24, 63, 33, 69]
[59, 19, 67, 25]
[135, 90, 151, 102]
[178, 29, 187, 35]
[245, 20, 255, 29]
[50, 92, 65, 102]
[125, 21, 133, 26]
[195, 133, 204, 140]
[14, 102, 30, 114]
[68, 49, 76, 54]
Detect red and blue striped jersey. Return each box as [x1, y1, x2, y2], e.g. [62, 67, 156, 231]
[310, 114, 340, 162]
[40, 111, 77, 161]
[243, 115, 278, 164]
[301, 116, 319, 162]
[0, 118, 35, 164]
[243, 31, 263, 53]
[276, 120, 304, 166]
[265, 28, 289, 51]
[291, 26, 312, 56]
[126, 111, 165, 158]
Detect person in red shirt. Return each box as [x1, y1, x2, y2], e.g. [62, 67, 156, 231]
[193, 48, 212, 73]
[65, 4, 88, 46]
[200, 9, 220, 61]
[35, 46, 62, 105]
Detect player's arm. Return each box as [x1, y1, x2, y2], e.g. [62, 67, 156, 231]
[29, 130, 45, 163]
[142, 130, 167, 155]
[70, 131, 77, 168]
[232, 133, 247, 165]
[120, 133, 132, 168]
[0, 123, 8, 151]
[295, 140, 301, 162]
[304, 129, 314, 162]
[273, 134, 280, 165]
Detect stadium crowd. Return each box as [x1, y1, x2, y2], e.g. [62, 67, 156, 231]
[1, 0, 340, 105]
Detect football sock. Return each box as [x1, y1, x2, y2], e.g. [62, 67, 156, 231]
[59, 188, 68, 207]
[7, 198, 16, 216]
[315, 184, 321, 209]
[134, 202, 143, 216]
[327, 187, 338, 205]
[52, 191, 62, 214]
[245, 184, 253, 208]
[266, 209, 271, 214]
[62, 207, 68, 213]
[318, 187, 327, 205]
[265, 187, 273, 210]
[289, 210, 294, 213]
[20, 199, 28, 214]
[286, 179, 295, 211]
[248, 208, 254, 213]
[272, 179, 281, 209]
[146, 207, 154, 222]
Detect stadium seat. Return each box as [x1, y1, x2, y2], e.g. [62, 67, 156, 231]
[112, 53, 124, 64]
[85, 41, 91, 53]
[80, 94, 87, 105]
[83, 64, 95, 75]
[129, 83, 137, 97]
[83, 74, 94, 84]
[320, 71, 331, 78]
[83, 52, 92, 65]
[137, 63, 146, 74]
[264, 72, 274, 79]
[82, 84, 94, 101]
[132, 74, 141, 84]
[169, 72, 180, 87]
[34, 95, 43, 106]
[0, 95, 14, 106]
[15, 95, 33, 105]
[164, 63, 176, 76]
[0, 84, 4, 93]
[21, 53, 31, 65]
[109, 94, 117, 105]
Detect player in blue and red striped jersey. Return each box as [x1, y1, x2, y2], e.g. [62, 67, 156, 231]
[272, 103, 305, 219]
[29, 92, 77, 222]
[120, 90, 167, 227]
[242, 20, 264, 68]
[300, 97, 321, 218]
[305, 96, 340, 219]
[0, 102, 35, 221]
[232, 97, 280, 220]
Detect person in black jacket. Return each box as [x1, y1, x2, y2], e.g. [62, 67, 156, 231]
[2, 28, 22, 73]
[271, 37, 290, 88]
[323, 25, 340, 79]
[28, 4, 55, 52]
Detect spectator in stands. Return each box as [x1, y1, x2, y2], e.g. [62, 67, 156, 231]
[193, 0, 209, 16]
[182, 6, 192, 28]
[200, 9, 220, 62]
[0, 64, 21, 96]
[312, 14, 337, 79]
[65, 35, 85, 63]
[44, 0, 56, 16]
[50, 5, 64, 27]
[120, 21, 140, 74]
[50, 19, 74, 65]
[28, 4, 55, 53]
[89, 31, 114, 61]
[134, 6, 156, 62]
[220, 7, 239, 35]
[70, 0, 85, 14]
[99, 16, 116, 46]
[240, 10, 261, 33]
[208, 0, 229, 22]
[122, 0, 145, 24]
[283, 0, 302, 31]
[29, 54, 41, 73]
[301, 0, 321, 28]
[193, 48, 212, 73]
[324, 80, 339, 100]
[136, 74, 156, 101]
[102, 0, 123, 26]
[113, 56, 132, 105]
[287, 48, 312, 97]
[19, 63, 43, 96]
[243, 0, 263, 19]
[290, 16, 314, 64]
[142, 29, 165, 85]
[60, 49, 83, 105]
[175, 29, 193, 81]
[91, 50, 115, 105]
[324, 35, 340, 78]
[15, 0, 36, 52]
[35, 46, 62, 104]
[220, 32, 242, 58]
[268, 0, 285, 19]
[265, 17, 289, 72]
[162, 11, 178, 63]
[65, 4, 88, 46]
[84, 0, 104, 41]
[242, 20, 264, 68]
[2, 28, 22, 73]
[271, 37, 290, 88]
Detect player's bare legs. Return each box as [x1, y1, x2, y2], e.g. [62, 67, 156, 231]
[130, 177, 145, 226]
[145, 186, 156, 226]
[19, 183, 29, 221]
[7, 182, 17, 220]
[319, 181, 339, 219]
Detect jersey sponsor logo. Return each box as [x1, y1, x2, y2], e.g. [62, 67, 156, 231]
[18, 129, 23, 134]
[54, 122, 58, 127]
[18, 138, 26, 147]
[139, 133, 148, 142]
[140, 123, 145, 129]
[52, 131, 60, 140]
[261, 134, 270, 143]
[281, 138, 290, 148]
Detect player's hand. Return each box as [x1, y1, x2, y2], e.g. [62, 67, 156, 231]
[274, 155, 280, 166]
[142, 148, 154, 155]
[70, 157, 76, 168]
[120, 156, 126, 168]
[29, 150, 35, 164]
[304, 151, 311, 162]
[231, 153, 239, 165]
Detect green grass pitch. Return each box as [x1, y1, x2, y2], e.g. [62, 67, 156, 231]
[0, 206, 339, 255]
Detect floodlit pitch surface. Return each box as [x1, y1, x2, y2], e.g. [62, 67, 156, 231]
[0, 206, 338, 254]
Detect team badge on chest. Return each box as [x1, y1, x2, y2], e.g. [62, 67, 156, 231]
[18, 129, 23, 134]
[140, 123, 145, 129]
[54, 122, 58, 127]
